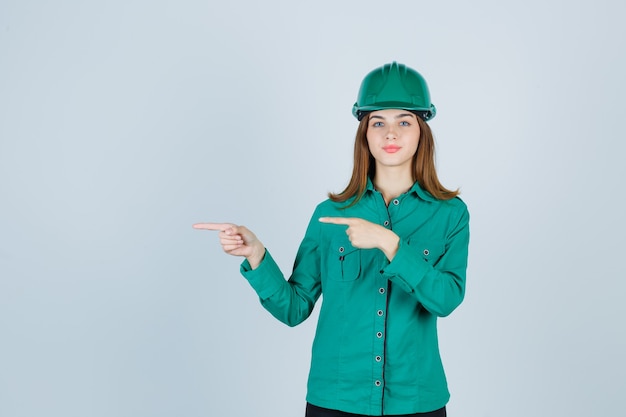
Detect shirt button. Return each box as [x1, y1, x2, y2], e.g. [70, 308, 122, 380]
[339, 247, 345, 253]
[379, 287, 385, 294]
[392, 199, 399, 205]
[375, 355, 382, 362]
[423, 249, 430, 256]
[376, 331, 383, 338]
[375, 380, 382, 387]
[377, 310, 384, 316]
[383, 220, 390, 227]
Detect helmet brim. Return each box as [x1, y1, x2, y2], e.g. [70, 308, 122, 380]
[352, 103, 436, 122]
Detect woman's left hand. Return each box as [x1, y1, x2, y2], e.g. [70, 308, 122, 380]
[319, 217, 400, 261]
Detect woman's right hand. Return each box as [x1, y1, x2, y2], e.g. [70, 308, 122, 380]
[193, 222, 266, 269]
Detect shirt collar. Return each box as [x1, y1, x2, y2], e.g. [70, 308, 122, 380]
[366, 177, 437, 203]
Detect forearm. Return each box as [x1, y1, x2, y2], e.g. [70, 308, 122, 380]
[382, 238, 468, 317]
[241, 249, 321, 326]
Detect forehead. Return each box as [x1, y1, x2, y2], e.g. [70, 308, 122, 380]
[369, 109, 416, 119]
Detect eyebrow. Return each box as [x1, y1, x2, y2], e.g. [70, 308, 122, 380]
[369, 113, 416, 121]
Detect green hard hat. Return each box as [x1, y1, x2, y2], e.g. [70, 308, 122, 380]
[352, 61, 436, 121]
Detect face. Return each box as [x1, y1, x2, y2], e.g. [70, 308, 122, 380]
[366, 109, 420, 172]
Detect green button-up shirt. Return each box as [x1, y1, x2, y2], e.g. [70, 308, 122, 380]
[241, 179, 470, 415]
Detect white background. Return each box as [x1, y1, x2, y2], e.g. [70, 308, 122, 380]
[1, 1, 625, 416]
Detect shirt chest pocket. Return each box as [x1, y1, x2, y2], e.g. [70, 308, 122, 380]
[326, 236, 361, 282]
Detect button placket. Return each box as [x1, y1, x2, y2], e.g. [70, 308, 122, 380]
[373, 277, 387, 390]
[373, 227, 390, 396]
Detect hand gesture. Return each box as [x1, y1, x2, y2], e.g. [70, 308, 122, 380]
[318, 217, 399, 260]
[193, 222, 265, 268]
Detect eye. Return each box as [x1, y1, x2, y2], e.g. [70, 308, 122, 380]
[399, 121, 411, 126]
[372, 121, 384, 127]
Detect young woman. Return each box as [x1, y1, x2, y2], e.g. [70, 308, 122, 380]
[194, 62, 470, 417]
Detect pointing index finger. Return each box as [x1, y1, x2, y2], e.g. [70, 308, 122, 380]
[318, 217, 354, 226]
[193, 223, 234, 231]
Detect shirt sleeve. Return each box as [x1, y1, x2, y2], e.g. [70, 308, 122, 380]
[240, 208, 323, 327]
[381, 203, 470, 317]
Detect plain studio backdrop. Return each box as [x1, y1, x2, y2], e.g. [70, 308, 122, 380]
[1, 1, 625, 416]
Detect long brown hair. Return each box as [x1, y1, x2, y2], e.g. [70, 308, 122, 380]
[329, 114, 459, 206]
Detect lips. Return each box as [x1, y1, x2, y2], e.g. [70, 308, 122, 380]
[383, 145, 401, 153]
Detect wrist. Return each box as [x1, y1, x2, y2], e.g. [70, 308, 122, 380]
[380, 231, 400, 261]
[247, 244, 266, 270]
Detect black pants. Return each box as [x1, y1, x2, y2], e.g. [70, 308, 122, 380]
[305, 403, 447, 417]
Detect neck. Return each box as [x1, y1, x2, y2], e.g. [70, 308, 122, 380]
[373, 166, 414, 205]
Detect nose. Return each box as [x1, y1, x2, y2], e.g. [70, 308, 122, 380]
[385, 125, 397, 140]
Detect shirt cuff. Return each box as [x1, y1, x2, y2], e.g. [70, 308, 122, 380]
[381, 239, 431, 293]
[240, 250, 285, 300]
